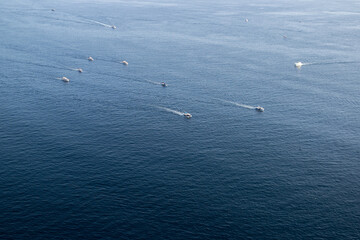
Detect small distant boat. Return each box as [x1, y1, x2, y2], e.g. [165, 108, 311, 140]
[88, 57, 94, 61]
[76, 68, 83, 73]
[121, 60, 128, 65]
[61, 77, 70, 82]
[184, 112, 192, 118]
[245, 18, 249, 22]
[51, 9, 55, 12]
[294, 62, 303, 68]
[255, 106, 264, 112]
[161, 82, 167, 87]
[111, 25, 116, 29]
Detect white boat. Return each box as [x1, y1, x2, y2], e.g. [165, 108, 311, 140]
[294, 62, 303, 68]
[76, 68, 83, 73]
[61, 77, 70, 82]
[255, 106, 264, 112]
[161, 82, 167, 87]
[112, 25, 116, 29]
[184, 113, 192, 118]
[122, 60, 128, 65]
[245, 18, 249, 22]
[88, 57, 94, 61]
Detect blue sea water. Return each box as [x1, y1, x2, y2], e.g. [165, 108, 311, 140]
[1, 0, 360, 239]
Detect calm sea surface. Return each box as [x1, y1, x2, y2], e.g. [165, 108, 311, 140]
[1, 0, 359, 239]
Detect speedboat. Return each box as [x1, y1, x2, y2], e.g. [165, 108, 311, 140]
[294, 62, 303, 68]
[62, 77, 70, 82]
[122, 60, 128, 65]
[184, 112, 192, 118]
[161, 82, 167, 87]
[255, 106, 264, 112]
[245, 18, 249, 22]
[77, 68, 83, 73]
[88, 57, 94, 61]
[112, 25, 116, 29]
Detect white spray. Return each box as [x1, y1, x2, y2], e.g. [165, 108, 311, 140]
[214, 98, 256, 110]
[156, 106, 184, 116]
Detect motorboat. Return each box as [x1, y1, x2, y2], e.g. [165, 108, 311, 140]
[88, 57, 94, 61]
[184, 112, 192, 118]
[245, 18, 249, 22]
[161, 82, 167, 87]
[76, 68, 83, 73]
[255, 106, 264, 112]
[62, 77, 70, 82]
[112, 25, 116, 29]
[294, 62, 303, 68]
[122, 60, 128, 65]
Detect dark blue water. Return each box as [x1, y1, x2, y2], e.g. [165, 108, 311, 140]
[1, 0, 360, 239]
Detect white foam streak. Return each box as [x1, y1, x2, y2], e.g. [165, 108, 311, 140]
[83, 18, 112, 28]
[156, 106, 184, 116]
[300, 62, 311, 66]
[144, 80, 162, 85]
[296, 61, 358, 67]
[215, 98, 256, 109]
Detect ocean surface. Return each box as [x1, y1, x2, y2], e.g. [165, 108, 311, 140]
[1, 0, 359, 239]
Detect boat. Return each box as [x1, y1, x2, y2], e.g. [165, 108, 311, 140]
[112, 25, 116, 29]
[184, 113, 192, 118]
[122, 60, 128, 65]
[294, 62, 303, 68]
[88, 57, 94, 61]
[161, 82, 167, 87]
[76, 68, 83, 73]
[51, 9, 55, 12]
[61, 77, 70, 82]
[245, 18, 249, 22]
[255, 106, 264, 112]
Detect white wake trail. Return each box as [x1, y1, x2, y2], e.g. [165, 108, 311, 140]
[56, 63, 82, 72]
[300, 62, 311, 66]
[296, 61, 358, 67]
[144, 80, 162, 85]
[83, 18, 112, 28]
[156, 106, 184, 116]
[215, 98, 256, 109]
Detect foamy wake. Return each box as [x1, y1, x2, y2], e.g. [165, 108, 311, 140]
[215, 98, 256, 109]
[46, 10, 114, 28]
[82, 18, 113, 28]
[55, 64, 83, 72]
[70, 68, 84, 72]
[156, 106, 184, 116]
[144, 80, 164, 85]
[144, 80, 161, 85]
[297, 61, 357, 67]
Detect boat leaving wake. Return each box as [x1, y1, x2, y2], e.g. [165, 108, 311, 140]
[56, 77, 70, 82]
[214, 98, 256, 110]
[144, 80, 167, 86]
[295, 61, 358, 68]
[82, 18, 113, 28]
[72, 68, 83, 73]
[156, 106, 184, 116]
